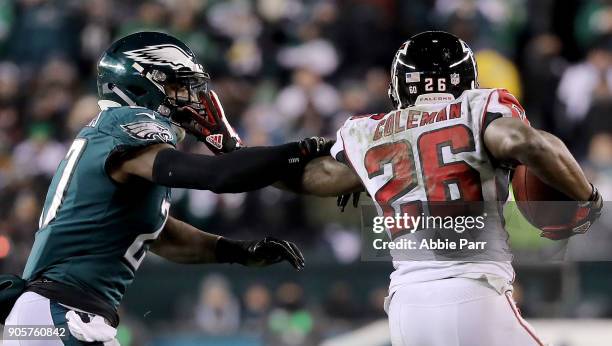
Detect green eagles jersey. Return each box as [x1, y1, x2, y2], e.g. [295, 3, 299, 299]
[23, 105, 178, 308]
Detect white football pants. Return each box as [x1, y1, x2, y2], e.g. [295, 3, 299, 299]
[3, 292, 118, 346]
[386, 278, 545, 346]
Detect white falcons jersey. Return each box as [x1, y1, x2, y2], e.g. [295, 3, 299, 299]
[330, 88, 529, 294]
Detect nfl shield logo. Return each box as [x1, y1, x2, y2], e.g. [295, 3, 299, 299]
[450, 73, 460, 86]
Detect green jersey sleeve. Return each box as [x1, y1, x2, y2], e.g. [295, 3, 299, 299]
[95, 106, 178, 173]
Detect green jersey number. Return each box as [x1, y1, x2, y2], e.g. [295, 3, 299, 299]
[39, 138, 88, 228]
[123, 197, 170, 271]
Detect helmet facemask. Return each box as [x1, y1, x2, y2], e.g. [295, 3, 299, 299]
[149, 67, 210, 117]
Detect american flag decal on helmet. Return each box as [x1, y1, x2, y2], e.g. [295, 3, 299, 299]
[405, 72, 421, 83]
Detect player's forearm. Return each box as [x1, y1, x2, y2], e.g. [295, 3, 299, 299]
[273, 157, 359, 197]
[301, 157, 363, 196]
[513, 131, 591, 201]
[151, 217, 219, 264]
[152, 144, 305, 193]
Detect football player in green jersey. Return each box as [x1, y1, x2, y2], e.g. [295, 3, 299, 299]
[1, 32, 331, 345]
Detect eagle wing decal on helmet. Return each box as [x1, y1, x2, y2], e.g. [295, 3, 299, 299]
[124, 44, 203, 72]
[120, 121, 174, 142]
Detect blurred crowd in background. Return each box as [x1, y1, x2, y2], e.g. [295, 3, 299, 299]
[0, 0, 611, 345]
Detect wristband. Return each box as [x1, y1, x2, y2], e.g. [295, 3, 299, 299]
[215, 237, 253, 265]
[588, 183, 599, 202]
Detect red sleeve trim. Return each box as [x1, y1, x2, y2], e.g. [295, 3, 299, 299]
[498, 89, 529, 125]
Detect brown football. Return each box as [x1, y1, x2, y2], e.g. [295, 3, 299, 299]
[511, 165, 579, 228]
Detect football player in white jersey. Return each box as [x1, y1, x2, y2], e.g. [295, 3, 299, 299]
[294, 31, 603, 345]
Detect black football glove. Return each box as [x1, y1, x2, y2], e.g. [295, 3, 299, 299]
[216, 236, 305, 270]
[245, 237, 305, 269]
[297, 137, 334, 161]
[281, 136, 334, 175]
[540, 184, 603, 240]
[172, 90, 242, 155]
[337, 192, 361, 212]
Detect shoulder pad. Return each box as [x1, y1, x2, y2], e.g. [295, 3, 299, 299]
[99, 106, 177, 146]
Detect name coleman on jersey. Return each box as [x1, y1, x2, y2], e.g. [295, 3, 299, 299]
[371, 102, 462, 141]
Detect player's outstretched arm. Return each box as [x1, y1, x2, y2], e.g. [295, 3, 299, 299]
[176, 91, 364, 201]
[151, 216, 218, 263]
[275, 153, 364, 211]
[112, 137, 329, 193]
[151, 217, 305, 269]
[297, 156, 363, 197]
[483, 117, 592, 201]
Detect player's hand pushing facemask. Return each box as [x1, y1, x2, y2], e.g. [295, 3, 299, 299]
[172, 90, 242, 155]
[540, 184, 604, 240]
[215, 236, 305, 270]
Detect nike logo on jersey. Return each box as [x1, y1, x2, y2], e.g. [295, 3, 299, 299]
[121, 121, 174, 142]
[206, 134, 223, 150]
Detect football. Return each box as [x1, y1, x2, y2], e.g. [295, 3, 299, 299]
[511, 165, 579, 228]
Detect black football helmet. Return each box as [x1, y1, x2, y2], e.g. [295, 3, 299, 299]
[388, 31, 479, 109]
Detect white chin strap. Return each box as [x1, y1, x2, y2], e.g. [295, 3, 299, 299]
[109, 85, 136, 106]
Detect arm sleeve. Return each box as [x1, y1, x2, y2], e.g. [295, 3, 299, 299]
[152, 144, 304, 193]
